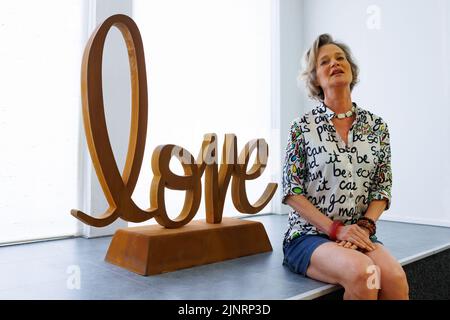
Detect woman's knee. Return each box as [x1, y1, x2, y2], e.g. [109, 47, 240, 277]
[341, 254, 376, 283]
[340, 255, 380, 297]
[384, 265, 409, 298]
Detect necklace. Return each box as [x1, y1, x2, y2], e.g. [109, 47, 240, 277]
[335, 105, 356, 119]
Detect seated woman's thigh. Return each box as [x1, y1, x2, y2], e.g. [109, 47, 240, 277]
[306, 242, 376, 284]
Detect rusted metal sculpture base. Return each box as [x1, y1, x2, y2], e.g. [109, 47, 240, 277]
[105, 217, 273, 275]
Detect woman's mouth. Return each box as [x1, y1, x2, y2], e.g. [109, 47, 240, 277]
[331, 70, 344, 76]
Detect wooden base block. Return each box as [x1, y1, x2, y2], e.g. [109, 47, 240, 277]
[105, 217, 273, 275]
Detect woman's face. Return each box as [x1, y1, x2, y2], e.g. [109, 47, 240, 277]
[315, 44, 353, 94]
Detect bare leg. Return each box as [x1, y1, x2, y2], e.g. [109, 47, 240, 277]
[306, 242, 379, 300]
[364, 244, 409, 300]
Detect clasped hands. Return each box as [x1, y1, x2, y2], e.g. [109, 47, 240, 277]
[335, 224, 377, 252]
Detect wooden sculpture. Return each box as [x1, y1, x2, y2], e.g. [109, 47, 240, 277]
[71, 14, 278, 275]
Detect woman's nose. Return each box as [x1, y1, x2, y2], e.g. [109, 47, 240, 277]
[330, 59, 340, 67]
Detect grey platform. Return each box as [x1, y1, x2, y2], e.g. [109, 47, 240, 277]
[0, 214, 449, 300]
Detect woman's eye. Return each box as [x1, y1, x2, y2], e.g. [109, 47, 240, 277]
[320, 60, 328, 65]
[337, 56, 344, 60]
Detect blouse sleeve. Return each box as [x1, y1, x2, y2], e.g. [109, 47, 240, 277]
[369, 121, 393, 210]
[282, 119, 308, 204]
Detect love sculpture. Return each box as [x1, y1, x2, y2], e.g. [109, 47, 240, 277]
[71, 14, 277, 275]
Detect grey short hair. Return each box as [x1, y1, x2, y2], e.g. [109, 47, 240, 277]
[299, 34, 359, 101]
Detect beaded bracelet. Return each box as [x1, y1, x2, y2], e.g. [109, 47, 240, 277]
[359, 216, 376, 224]
[357, 220, 375, 236]
[357, 217, 376, 236]
[358, 218, 376, 232]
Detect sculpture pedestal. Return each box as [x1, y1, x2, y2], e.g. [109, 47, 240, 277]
[105, 217, 273, 275]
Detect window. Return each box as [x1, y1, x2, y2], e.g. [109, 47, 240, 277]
[131, 0, 274, 224]
[0, 1, 83, 243]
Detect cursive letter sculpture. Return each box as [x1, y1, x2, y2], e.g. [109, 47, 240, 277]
[71, 14, 277, 229]
[70, 14, 277, 275]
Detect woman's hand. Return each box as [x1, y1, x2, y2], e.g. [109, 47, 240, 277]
[336, 240, 358, 250]
[336, 224, 376, 251]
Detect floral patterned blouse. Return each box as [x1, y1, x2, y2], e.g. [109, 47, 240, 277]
[282, 102, 392, 245]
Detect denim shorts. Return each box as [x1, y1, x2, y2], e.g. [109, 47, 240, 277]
[282, 233, 383, 277]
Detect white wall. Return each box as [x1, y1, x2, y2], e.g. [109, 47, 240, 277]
[277, 0, 305, 214]
[299, 0, 450, 227]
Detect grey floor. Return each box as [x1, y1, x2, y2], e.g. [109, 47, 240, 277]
[0, 214, 449, 300]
